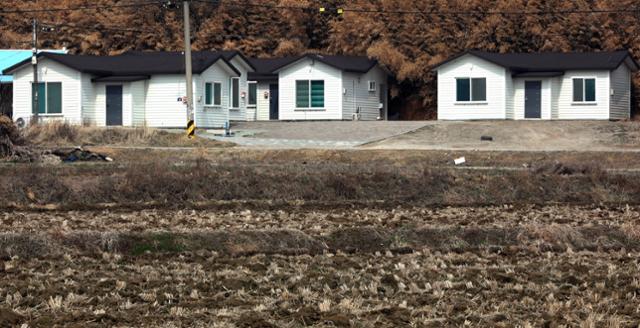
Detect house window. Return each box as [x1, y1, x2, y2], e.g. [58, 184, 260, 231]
[247, 82, 257, 106]
[230, 77, 240, 108]
[32, 82, 62, 114]
[573, 78, 596, 102]
[368, 81, 377, 92]
[456, 78, 486, 102]
[296, 80, 324, 109]
[205, 82, 222, 106]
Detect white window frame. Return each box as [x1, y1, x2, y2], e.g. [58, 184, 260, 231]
[454, 77, 487, 104]
[295, 79, 325, 110]
[31, 81, 63, 115]
[572, 77, 597, 104]
[204, 81, 222, 107]
[368, 81, 377, 92]
[247, 81, 257, 107]
[230, 77, 240, 109]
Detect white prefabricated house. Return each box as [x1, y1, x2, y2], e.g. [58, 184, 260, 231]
[434, 50, 639, 120]
[248, 54, 389, 121]
[3, 51, 256, 127]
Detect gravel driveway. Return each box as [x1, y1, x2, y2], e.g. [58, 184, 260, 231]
[202, 120, 640, 151]
[364, 120, 640, 151]
[204, 121, 428, 149]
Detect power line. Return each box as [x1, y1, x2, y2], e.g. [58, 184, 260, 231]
[194, 0, 640, 16]
[40, 21, 155, 34]
[1, 0, 637, 16]
[0, 0, 165, 15]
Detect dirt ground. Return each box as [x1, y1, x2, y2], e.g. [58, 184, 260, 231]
[2, 205, 640, 327]
[229, 121, 428, 142]
[363, 121, 640, 151]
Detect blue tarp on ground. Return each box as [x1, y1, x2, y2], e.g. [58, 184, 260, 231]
[0, 49, 66, 84]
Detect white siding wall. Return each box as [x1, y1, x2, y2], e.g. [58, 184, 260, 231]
[12, 59, 82, 124]
[144, 75, 190, 127]
[550, 77, 561, 119]
[341, 68, 388, 121]
[80, 73, 95, 125]
[278, 59, 343, 120]
[556, 70, 610, 120]
[610, 64, 631, 120]
[131, 80, 146, 126]
[505, 71, 514, 119]
[256, 82, 271, 121]
[353, 66, 387, 121]
[437, 55, 507, 120]
[122, 83, 133, 127]
[342, 72, 357, 120]
[513, 78, 552, 120]
[194, 61, 231, 128]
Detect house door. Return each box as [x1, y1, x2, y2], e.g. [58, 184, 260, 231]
[524, 81, 542, 119]
[269, 84, 279, 120]
[106, 85, 123, 126]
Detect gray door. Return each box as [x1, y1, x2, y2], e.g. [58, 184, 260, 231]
[106, 85, 123, 126]
[269, 84, 279, 120]
[524, 81, 542, 119]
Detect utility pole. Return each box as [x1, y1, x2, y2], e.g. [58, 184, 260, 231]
[32, 19, 39, 124]
[183, 0, 195, 139]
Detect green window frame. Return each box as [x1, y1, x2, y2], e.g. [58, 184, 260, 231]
[230, 77, 240, 108]
[456, 78, 486, 102]
[247, 82, 257, 106]
[205, 82, 213, 105]
[573, 78, 596, 102]
[32, 82, 62, 114]
[296, 80, 324, 109]
[204, 82, 222, 106]
[214, 83, 221, 106]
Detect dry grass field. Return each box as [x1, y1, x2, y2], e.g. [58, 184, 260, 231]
[2, 206, 640, 327]
[2, 122, 640, 327]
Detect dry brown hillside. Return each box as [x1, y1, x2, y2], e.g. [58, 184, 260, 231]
[1, 0, 640, 119]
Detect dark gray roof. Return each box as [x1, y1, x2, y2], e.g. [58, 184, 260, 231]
[433, 50, 639, 72]
[92, 75, 150, 82]
[270, 54, 379, 74]
[248, 57, 297, 80]
[125, 50, 256, 71]
[3, 51, 242, 77]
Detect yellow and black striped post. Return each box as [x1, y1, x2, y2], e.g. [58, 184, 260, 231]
[186, 119, 196, 139]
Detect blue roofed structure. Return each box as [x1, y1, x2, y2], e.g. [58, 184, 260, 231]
[0, 49, 67, 83]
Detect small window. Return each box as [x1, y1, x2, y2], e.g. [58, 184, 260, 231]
[32, 82, 62, 114]
[248, 82, 257, 106]
[456, 78, 486, 102]
[214, 83, 221, 106]
[573, 78, 596, 102]
[296, 80, 324, 109]
[368, 81, 377, 92]
[205, 82, 222, 106]
[230, 77, 240, 108]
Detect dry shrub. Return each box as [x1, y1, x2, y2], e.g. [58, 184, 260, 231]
[24, 120, 79, 145]
[21, 122, 230, 147]
[533, 161, 605, 176]
[273, 38, 306, 57]
[0, 115, 40, 162]
[2, 159, 640, 208]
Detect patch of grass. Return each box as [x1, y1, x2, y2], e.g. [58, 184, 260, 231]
[130, 233, 185, 255]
